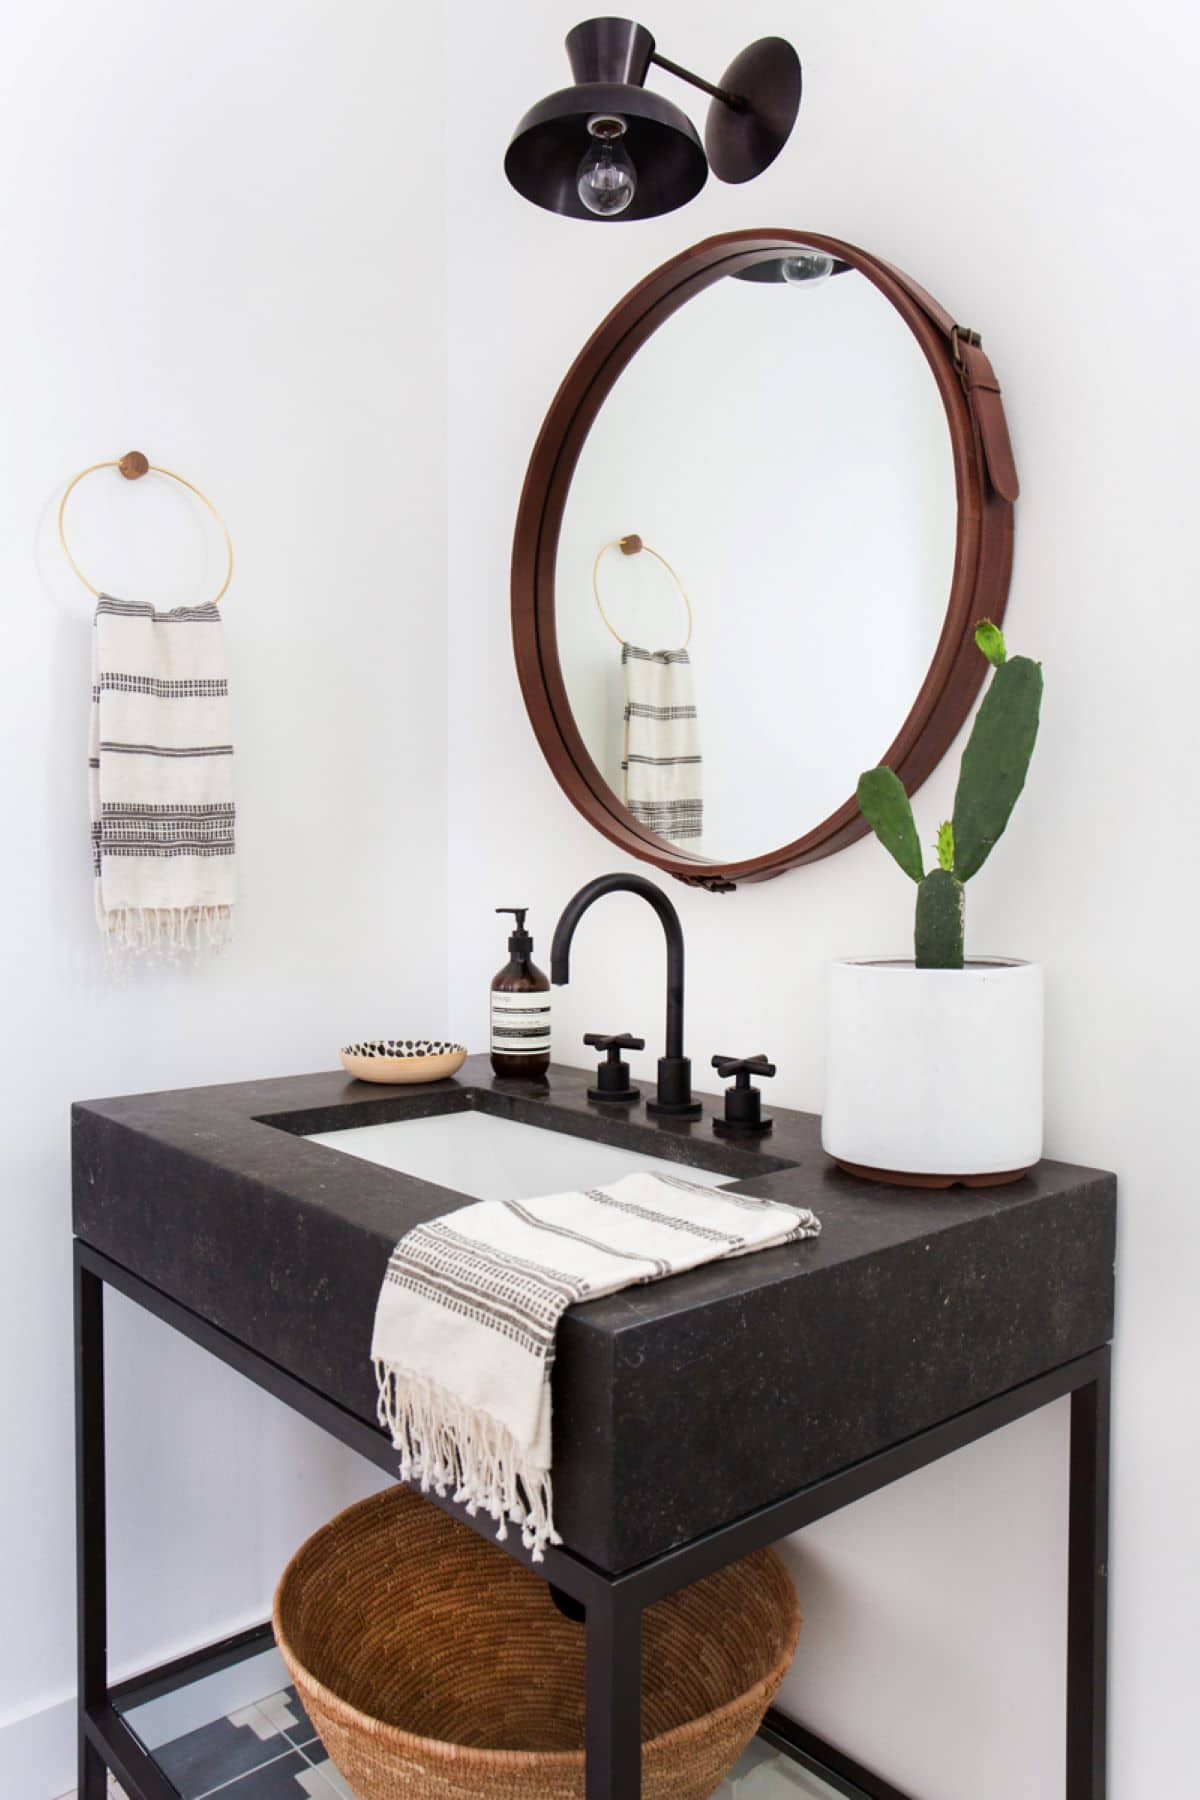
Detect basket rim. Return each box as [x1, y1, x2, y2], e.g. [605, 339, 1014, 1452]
[271, 1497, 801, 1773]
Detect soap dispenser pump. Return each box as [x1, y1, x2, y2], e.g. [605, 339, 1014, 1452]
[490, 908, 551, 1078]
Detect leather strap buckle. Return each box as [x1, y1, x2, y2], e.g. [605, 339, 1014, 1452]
[950, 323, 982, 369]
[949, 325, 1019, 501]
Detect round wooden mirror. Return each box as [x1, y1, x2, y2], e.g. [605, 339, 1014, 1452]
[511, 230, 1018, 889]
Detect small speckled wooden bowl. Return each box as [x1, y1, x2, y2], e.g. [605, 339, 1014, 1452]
[339, 1040, 468, 1085]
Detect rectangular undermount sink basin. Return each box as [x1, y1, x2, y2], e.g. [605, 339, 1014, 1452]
[305, 1107, 735, 1204]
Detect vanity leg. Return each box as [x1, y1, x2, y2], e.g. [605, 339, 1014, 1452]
[79, 1736, 107, 1800]
[585, 1586, 642, 1800]
[1067, 1357, 1110, 1800]
[75, 1255, 109, 1799]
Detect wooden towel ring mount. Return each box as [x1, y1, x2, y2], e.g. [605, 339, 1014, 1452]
[58, 450, 234, 605]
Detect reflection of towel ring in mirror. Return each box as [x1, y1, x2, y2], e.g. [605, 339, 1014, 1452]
[592, 534, 693, 649]
[57, 450, 234, 605]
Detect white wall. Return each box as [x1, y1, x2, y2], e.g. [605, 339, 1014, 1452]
[446, 4, 1198, 1797]
[0, 4, 443, 1792]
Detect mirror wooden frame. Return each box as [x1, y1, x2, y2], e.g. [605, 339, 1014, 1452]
[511, 229, 1019, 890]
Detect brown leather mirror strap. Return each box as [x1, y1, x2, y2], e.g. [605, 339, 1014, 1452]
[880, 261, 1020, 503]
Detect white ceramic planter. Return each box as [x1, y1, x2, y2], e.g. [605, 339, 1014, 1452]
[822, 958, 1043, 1186]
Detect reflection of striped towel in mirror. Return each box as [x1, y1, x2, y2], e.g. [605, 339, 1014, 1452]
[621, 643, 702, 846]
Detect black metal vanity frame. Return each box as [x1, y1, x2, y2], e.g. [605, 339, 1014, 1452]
[72, 1065, 1113, 1800]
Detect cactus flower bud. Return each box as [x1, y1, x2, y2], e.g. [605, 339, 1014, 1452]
[974, 619, 1007, 666]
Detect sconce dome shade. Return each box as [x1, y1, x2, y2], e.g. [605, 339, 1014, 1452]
[505, 82, 707, 221]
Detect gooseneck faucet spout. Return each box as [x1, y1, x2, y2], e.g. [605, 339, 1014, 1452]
[550, 872, 702, 1117]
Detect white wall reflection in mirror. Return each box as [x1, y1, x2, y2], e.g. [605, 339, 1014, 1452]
[555, 254, 957, 865]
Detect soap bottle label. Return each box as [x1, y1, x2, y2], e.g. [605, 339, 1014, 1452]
[490, 990, 551, 1058]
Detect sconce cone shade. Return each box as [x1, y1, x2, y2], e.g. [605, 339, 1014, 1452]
[505, 19, 707, 220]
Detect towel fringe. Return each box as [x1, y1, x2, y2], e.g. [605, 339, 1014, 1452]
[98, 901, 233, 961]
[375, 1359, 562, 1562]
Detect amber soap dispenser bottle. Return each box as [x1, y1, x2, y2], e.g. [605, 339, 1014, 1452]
[490, 908, 551, 1078]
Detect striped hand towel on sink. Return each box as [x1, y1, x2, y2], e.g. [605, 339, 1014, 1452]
[372, 1170, 820, 1560]
[89, 596, 235, 953]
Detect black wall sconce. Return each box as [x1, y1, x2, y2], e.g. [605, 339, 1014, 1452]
[504, 18, 802, 222]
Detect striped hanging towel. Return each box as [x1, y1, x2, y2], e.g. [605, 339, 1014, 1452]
[621, 643, 702, 846]
[373, 1170, 820, 1560]
[89, 596, 235, 953]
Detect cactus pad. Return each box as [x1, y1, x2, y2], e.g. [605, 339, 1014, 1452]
[857, 767, 924, 884]
[952, 655, 1043, 883]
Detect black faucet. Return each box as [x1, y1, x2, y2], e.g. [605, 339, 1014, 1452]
[550, 873, 702, 1118]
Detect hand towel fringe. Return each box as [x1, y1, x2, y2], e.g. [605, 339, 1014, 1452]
[375, 1359, 563, 1561]
[99, 902, 234, 959]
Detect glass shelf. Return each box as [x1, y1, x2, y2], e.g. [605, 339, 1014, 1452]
[94, 1647, 845, 1799]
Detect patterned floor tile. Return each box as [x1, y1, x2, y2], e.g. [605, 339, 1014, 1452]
[251, 1685, 319, 1750]
[152, 1704, 294, 1797]
[55, 1754, 326, 1799]
[203, 1748, 316, 1795]
[292, 1760, 354, 1797]
[293, 1743, 358, 1797]
[120, 1648, 291, 1752]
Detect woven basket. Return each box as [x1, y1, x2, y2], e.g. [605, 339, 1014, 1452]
[273, 1486, 800, 1800]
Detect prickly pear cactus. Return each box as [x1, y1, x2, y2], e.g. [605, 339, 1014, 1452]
[915, 870, 965, 969]
[856, 620, 1042, 969]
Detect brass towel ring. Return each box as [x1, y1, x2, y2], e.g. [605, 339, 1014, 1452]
[592, 534, 693, 650]
[58, 450, 234, 605]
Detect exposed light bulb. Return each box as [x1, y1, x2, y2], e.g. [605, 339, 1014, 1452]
[577, 115, 636, 217]
[780, 250, 835, 286]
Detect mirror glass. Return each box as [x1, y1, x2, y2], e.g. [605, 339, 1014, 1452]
[554, 251, 957, 864]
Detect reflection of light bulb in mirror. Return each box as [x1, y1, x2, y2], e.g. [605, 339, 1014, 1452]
[577, 115, 636, 216]
[780, 250, 835, 285]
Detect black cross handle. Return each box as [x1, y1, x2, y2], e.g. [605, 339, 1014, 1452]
[712, 1053, 776, 1085]
[585, 1032, 647, 1055]
[584, 1032, 646, 1106]
[711, 1054, 776, 1136]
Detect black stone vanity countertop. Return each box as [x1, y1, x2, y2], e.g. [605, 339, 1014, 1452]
[72, 1057, 1116, 1571]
